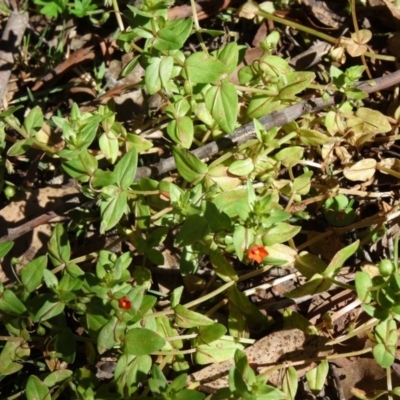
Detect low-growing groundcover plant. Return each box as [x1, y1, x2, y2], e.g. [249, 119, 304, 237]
[1, 0, 400, 398]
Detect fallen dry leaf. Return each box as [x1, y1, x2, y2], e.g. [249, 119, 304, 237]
[343, 158, 376, 182]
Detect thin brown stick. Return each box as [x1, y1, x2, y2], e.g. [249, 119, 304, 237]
[0, 194, 82, 244]
[134, 69, 400, 181]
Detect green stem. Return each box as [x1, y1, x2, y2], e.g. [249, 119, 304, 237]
[256, 9, 396, 62]
[51, 376, 73, 400]
[3, 390, 25, 400]
[152, 348, 196, 356]
[190, 0, 208, 53]
[144, 280, 236, 319]
[112, 0, 124, 31]
[328, 277, 354, 291]
[387, 366, 393, 399]
[0, 336, 25, 341]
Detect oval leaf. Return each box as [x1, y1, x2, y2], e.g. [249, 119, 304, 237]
[125, 328, 165, 355]
[205, 81, 238, 133]
[343, 158, 376, 182]
[185, 52, 227, 84]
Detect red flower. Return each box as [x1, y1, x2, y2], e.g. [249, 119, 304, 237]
[118, 296, 132, 310]
[247, 245, 268, 264]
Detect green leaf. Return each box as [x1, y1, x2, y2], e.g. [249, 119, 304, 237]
[228, 286, 269, 328]
[33, 297, 65, 322]
[285, 274, 331, 298]
[228, 366, 248, 394]
[61, 150, 97, 182]
[154, 18, 193, 51]
[7, 138, 34, 156]
[217, 41, 239, 75]
[204, 201, 231, 232]
[295, 252, 328, 279]
[274, 146, 304, 167]
[324, 240, 359, 277]
[55, 328, 76, 363]
[213, 189, 250, 219]
[210, 250, 238, 282]
[175, 215, 209, 246]
[166, 116, 194, 148]
[356, 107, 391, 135]
[297, 128, 331, 146]
[126, 133, 153, 153]
[0, 289, 27, 315]
[100, 190, 128, 233]
[114, 149, 138, 190]
[76, 114, 102, 149]
[21, 256, 47, 293]
[194, 339, 244, 364]
[306, 360, 329, 394]
[0, 241, 13, 258]
[355, 271, 373, 303]
[43, 269, 58, 289]
[172, 146, 208, 183]
[197, 324, 227, 344]
[262, 223, 301, 246]
[247, 95, 282, 119]
[124, 328, 166, 355]
[278, 72, 315, 99]
[260, 54, 292, 77]
[174, 304, 214, 328]
[48, 224, 70, 267]
[234, 349, 256, 386]
[373, 343, 395, 369]
[23, 106, 44, 137]
[26, 375, 50, 400]
[97, 316, 119, 354]
[91, 169, 116, 188]
[205, 81, 238, 133]
[228, 158, 254, 176]
[185, 52, 227, 84]
[149, 364, 168, 393]
[0, 340, 29, 375]
[145, 56, 173, 95]
[99, 131, 119, 164]
[373, 318, 397, 368]
[292, 171, 313, 195]
[43, 370, 73, 387]
[233, 225, 247, 261]
[282, 366, 298, 400]
[238, 65, 256, 85]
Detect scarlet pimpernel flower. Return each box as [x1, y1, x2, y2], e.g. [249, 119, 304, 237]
[118, 296, 132, 310]
[247, 245, 268, 264]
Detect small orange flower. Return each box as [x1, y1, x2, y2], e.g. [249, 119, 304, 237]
[247, 245, 268, 264]
[118, 296, 132, 310]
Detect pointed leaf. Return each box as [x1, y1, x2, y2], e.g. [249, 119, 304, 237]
[174, 304, 214, 328]
[26, 376, 50, 400]
[324, 240, 359, 277]
[205, 81, 238, 133]
[114, 149, 138, 190]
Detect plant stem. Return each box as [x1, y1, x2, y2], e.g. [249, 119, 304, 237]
[350, 0, 372, 79]
[328, 277, 355, 291]
[256, 9, 396, 62]
[190, 0, 208, 53]
[145, 280, 236, 319]
[112, 0, 124, 31]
